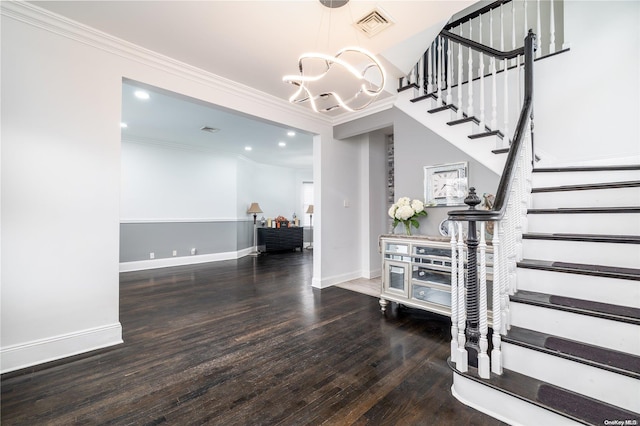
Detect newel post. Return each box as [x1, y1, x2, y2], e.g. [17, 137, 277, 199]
[464, 188, 482, 368]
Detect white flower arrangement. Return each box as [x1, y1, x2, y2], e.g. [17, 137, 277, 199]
[388, 197, 428, 235]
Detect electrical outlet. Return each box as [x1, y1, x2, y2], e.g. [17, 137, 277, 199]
[191, 248, 196, 255]
[172, 250, 177, 257]
[150, 252, 155, 259]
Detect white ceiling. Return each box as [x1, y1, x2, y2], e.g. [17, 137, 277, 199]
[30, 0, 475, 167]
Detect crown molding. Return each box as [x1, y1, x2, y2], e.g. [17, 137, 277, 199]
[1, 1, 334, 129]
[330, 96, 397, 126]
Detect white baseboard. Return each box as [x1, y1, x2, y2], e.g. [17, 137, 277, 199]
[313, 270, 363, 289]
[363, 269, 382, 280]
[119, 249, 253, 272]
[1, 323, 123, 374]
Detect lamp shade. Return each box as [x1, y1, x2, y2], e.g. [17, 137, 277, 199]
[247, 202, 263, 214]
[306, 205, 314, 214]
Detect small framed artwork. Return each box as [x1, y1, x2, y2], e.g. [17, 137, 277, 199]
[424, 162, 468, 206]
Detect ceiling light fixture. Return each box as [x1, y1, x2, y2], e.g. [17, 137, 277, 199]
[120, 122, 128, 128]
[278, 142, 286, 147]
[134, 90, 150, 100]
[244, 146, 252, 151]
[287, 131, 296, 137]
[282, 0, 386, 113]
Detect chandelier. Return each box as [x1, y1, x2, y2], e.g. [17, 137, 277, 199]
[282, 0, 386, 113]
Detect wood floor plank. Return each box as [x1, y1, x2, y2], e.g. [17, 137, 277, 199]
[1, 252, 505, 425]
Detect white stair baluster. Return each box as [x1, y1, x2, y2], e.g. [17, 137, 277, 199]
[498, 217, 510, 332]
[427, 40, 434, 94]
[511, 0, 517, 67]
[478, 223, 490, 379]
[450, 221, 459, 364]
[537, 0, 542, 58]
[437, 36, 443, 106]
[479, 19, 486, 132]
[501, 4, 509, 145]
[490, 8, 498, 131]
[456, 221, 468, 372]
[491, 221, 503, 374]
[467, 19, 474, 117]
[457, 26, 464, 119]
[446, 38, 453, 105]
[549, 0, 556, 54]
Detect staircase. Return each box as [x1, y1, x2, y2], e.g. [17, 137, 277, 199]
[394, 1, 640, 423]
[451, 165, 640, 424]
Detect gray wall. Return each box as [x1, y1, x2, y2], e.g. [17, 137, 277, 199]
[120, 220, 253, 262]
[393, 108, 500, 236]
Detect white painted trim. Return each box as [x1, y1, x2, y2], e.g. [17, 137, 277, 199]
[536, 154, 640, 168]
[331, 97, 397, 126]
[0, 1, 397, 129]
[362, 269, 382, 280]
[1, 323, 123, 374]
[120, 218, 244, 224]
[312, 270, 363, 289]
[119, 249, 253, 272]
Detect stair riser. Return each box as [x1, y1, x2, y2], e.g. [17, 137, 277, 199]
[452, 373, 580, 426]
[509, 302, 640, 355]
[531, 186, 640, 209]
[522, 239, 640, 269]
[502, 343, 640, 413]
[527, 213, 640, 235]
[516, 268, 640, 308]
[532, 170, 640, 187]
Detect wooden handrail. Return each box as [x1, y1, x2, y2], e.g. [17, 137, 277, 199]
[448, 30, 537, 222]
[440, 29, 525, 60]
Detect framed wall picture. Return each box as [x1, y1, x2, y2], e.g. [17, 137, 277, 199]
[424, 162, 468, 206]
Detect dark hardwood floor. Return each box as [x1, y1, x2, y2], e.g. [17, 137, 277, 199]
[1, 251, 505, 425]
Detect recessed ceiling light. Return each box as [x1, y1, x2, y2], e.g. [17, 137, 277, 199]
[278, 141, 286, 147]
[120, 122, 128, 128]
[287, 131, 296, 137]
[134, 90, 150, 100]
[244, 146, 252, 151]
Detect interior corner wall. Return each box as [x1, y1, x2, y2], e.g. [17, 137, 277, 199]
[393, 107, 500, 236]
[1, 4, 332, 373]
[364, 130, 388, 278]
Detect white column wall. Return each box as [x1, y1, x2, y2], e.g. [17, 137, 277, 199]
[1, 13, 124, 371]
[1, 3, 337, 372]
[315, 133, 363, 288]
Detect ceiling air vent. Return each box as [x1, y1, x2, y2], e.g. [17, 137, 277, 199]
[354, 7, 394, 38]
[200, 126, 220, 134]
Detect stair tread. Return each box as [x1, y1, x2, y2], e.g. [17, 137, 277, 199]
[528, 206, 640, 214]
[511, 290, 640, 324]
[532, 180, 640, 192]
[397, 83, 418, 93]
[449, 359, 639, 424]
[427, 104, 456, 114]
[523, 232, 640, 244]
[469, 130, 505, 140]
[534, 165, 640, 173]
[518, 259, 640, 281]
[504, 326, 640, 378]
[447, 116, 477, 126]
[410, 92, 437, 103]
